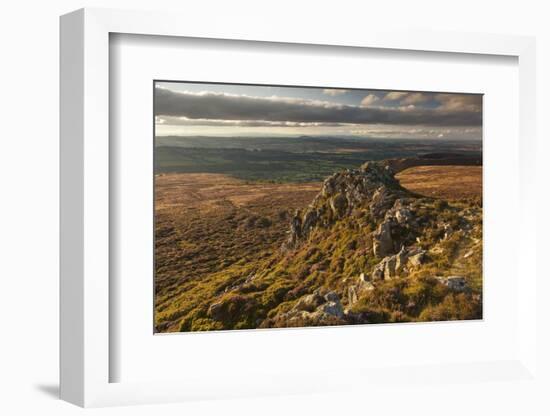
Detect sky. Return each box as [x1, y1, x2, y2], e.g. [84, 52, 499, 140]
[154, 82, 482, 140]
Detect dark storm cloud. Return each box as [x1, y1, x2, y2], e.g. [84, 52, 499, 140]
[155, 88, 482, 127]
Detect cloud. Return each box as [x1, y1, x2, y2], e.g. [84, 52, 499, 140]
[400, 92, 431, 105]
[381, 91, 482, 112]
[435, 94, 482, 112]
[349, 125, 481, 140]
[383, 91, 409, 101]
[322, 89, 348, 96]
[360, 94, 380, 107]
[155, 87, 482, 127]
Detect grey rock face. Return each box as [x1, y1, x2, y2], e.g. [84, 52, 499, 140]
[369, 187, 398, 220]
[373, 220, 394, 257]
[372, 246, 424, 280]
[301, 209, 318, 236]
[282, 161, 411, 251]
[275, 290, 345, 324]
[319, 298, 344, 318]
[435, 276, 468, 291]
[324, 291, 340, 303]
[292, 292, 324, 312]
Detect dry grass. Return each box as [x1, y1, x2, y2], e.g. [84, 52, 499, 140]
[396, 165, 482, 201]
[155, 173, 321, 330]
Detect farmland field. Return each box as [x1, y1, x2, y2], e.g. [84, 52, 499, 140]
[155, 136, 481, 182]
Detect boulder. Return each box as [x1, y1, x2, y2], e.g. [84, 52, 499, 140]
[435, 276, 468, 291]
[373, 220, 394, 257]
[372, 255, 398, 280]
[292, 292, 324, 312]
[369, 187, 397, 219]
[318, 293, 344, 318]
[372, 245, 423, 280]
[324, 291, 340, 303]
[208, 301, 224, 321]
[395, 207, 413, 224]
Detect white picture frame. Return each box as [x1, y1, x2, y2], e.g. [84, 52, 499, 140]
[60, 7, 538, 408]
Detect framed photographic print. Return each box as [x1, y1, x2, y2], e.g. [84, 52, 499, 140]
[60, 7, 540, 409]
[153, 81, 483, 333]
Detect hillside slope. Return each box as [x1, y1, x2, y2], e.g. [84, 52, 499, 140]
[155, 161, 482, 332]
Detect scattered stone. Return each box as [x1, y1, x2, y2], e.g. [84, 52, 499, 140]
[319, 298, 344, 318]
[371, 245, 426, 280]
[408, 249, 426, 267]
[347, 286, 358, 305]
[435, 276, 468, 291]
[324, 291, 340, 303]
[395, 207, 413, 224]
[292, 293, 324, 312]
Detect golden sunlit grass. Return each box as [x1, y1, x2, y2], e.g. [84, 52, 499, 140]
[396, 166, 482, 201]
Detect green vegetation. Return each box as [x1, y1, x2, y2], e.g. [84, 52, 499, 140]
[155, 136, 481, 182]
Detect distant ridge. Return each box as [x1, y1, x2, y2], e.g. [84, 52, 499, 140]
[383, 152, 482, 174]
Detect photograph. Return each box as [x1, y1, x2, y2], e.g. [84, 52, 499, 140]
[153, 82, 483, 333]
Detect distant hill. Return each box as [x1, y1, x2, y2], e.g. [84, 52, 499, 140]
[384, 152, 482, 173]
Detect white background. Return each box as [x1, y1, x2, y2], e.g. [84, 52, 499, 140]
[0, 1, 548, 415]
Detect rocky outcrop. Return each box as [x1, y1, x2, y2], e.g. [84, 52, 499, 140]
[346, 273, 375, 307]
[372, 246, 427, 280]
[263, 158, 481, 328]
[371, 198, 419, 258]
[373, 220, 394, 257]
[265, 290, 345, 326]
[283, 162, 411, 250]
